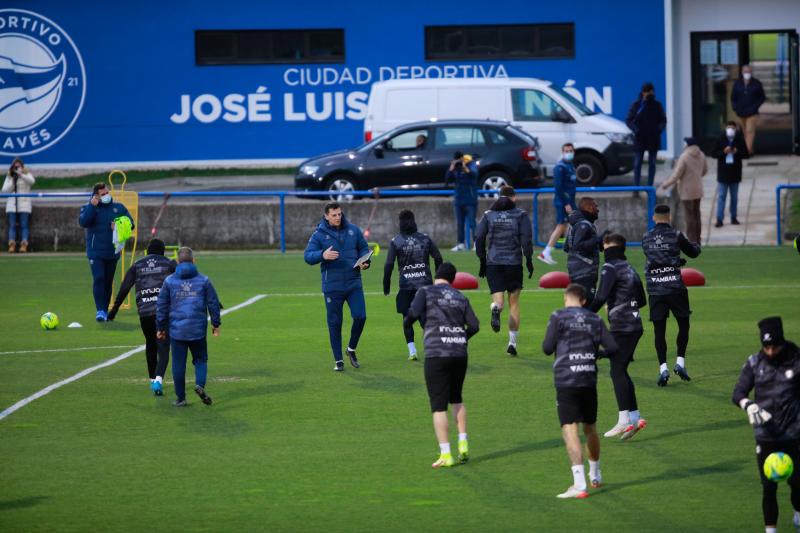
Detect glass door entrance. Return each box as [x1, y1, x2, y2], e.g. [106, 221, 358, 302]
[691, 30, 798, 155]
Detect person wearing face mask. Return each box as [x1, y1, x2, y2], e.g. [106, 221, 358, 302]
[732, 317, 800, 533]
[2, 158, 36, 253]
[659, 137, 708, 244]
[590, 233, 648, 440]
[564, 197, 603, 307]
[712, 121, 749, 228]
[538, 143, 577, 265]
[78, 182, 134, 322]
[731, 65, 766, 155]
[625, 82, 667, 190]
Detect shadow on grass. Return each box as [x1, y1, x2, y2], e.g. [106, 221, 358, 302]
[0, 495, 49, 511]
[470, 439, 563, 465]
[599, 459, 747, 495]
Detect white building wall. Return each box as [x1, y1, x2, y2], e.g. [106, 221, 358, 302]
[669, 0, 800, 157]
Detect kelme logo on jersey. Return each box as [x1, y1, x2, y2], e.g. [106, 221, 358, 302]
[0, 9, 86, 156]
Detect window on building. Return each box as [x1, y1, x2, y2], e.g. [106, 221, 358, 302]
[425, 23, 574, 60]
[195, 29, 344, 65]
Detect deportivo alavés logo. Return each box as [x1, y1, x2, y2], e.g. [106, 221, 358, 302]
[0, 9, 85, 156]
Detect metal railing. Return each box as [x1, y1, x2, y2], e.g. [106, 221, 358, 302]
[1, 186, 657, 253]
[775, 184, 800, 245]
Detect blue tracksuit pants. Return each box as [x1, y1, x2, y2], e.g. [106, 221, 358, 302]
[324, 283, 367, 363]
[89, 255, 119, 312]
[171, 337, 208, 401]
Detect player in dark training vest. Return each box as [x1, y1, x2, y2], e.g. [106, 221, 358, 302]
[383, 210, 443, 360]
[475, 186, 534, 356]
[107, 238, 176, 396]
[590, 233, 648, 439]
[564, 197, 603, 307]
[642, 204, 701, 386]
[405, 263, 480, 468]
[543, 284, 618, 498]
[732, 317, 800, 532]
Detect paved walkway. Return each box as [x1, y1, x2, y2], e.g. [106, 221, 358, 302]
[655, 155, 799, 246]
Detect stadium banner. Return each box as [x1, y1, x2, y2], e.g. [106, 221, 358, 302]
[0, 1, 666, 165]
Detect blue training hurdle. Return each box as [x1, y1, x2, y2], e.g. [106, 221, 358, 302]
[1, 186, 657, 253]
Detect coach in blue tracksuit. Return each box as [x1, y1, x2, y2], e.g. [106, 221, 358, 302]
[156, 247, 221, 407]
[304, 202, 371, 371]
[78, 182, 134, 322]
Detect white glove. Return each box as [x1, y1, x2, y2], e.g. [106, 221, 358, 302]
[742, 400, 772, 426]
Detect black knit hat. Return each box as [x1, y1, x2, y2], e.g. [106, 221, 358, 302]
[147, 238, 166, 256]
[758, 316, 785, 347]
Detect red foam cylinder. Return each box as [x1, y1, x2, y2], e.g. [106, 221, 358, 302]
[681, 267, 706, 287]
[452, 272, 479, 290]
[538, 271, 570, 289]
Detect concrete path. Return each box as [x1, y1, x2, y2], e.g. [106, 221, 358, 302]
[654, 155, 799, 246]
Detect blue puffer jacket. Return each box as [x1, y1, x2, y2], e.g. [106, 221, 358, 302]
[78, 200, 134, 260]
[553, 159, 577, 208]
[304, 215, 370, 293]
[156, 262, 221, 341]
[446, 161, 479, 205]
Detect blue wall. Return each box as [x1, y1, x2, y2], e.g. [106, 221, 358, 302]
[1, 1, 666, 164]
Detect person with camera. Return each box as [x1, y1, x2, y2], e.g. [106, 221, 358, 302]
[79, 182, 134, 322]
[2, 158, 36, 253]
[446, 151, 479, 252]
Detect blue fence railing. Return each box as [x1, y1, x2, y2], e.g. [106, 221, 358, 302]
[775, 184, 800, 246]
[1, 186, 657, 253]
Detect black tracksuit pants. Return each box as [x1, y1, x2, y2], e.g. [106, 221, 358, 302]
[609, 330, 642, 412]
[140, 315, 170, 379]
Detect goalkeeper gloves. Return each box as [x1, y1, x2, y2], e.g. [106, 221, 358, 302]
[740, 399, 772, 426]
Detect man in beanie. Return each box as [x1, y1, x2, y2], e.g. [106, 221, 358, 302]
[733, 317, 800, 533]
[108, 239, 176, 395]
[564, 197, 603, 307]
[383, 209, 443, 360]
[659, 137, 707, 244]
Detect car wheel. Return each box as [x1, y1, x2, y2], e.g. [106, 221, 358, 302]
[573, 153, 604, 186]
[481, 172, 509, 197]
[325, 176, 358, 202]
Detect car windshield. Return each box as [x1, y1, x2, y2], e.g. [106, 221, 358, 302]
[549, 86, 597, 116]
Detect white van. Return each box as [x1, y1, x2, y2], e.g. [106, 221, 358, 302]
[365, 78, 634, 186]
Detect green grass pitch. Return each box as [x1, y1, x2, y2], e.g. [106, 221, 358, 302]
[0, 247, 798, 531]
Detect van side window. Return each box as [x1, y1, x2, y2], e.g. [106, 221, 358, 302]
[512, 89, 567, 122]
[434, 127, 487, 149]
[385, 129, 428, 151]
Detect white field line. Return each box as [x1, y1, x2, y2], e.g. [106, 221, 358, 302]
[0, 345, 139, 356]
[0, 294, 266, 422]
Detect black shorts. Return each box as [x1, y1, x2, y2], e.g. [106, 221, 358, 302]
[396, 288, 418, 315]
[756, 440, 800, 485]
[486, 264, 523, 294]
[556, 387, 598, 426]
[425, 356, 468, 412]
[648, 289, 691, 321]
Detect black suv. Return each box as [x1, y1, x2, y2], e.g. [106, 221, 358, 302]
[295, 120, 540, 199]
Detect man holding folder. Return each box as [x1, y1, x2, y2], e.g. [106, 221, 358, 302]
[304, 202, 372, 371]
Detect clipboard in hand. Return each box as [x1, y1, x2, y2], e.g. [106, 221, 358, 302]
[353, 249, 373, 269]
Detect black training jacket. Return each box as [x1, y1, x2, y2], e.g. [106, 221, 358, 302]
[732, 342, 800, 442]
[112, 254, 176, 317]
[564, 209, 600, 283]
[642, 223, 701, 296]
[404, 283, 479, 358]
[384, 231, 442, 292]
[590, 252, 646, 334]
[542, 307, 617, 389]
[475, 197, 533, 266]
